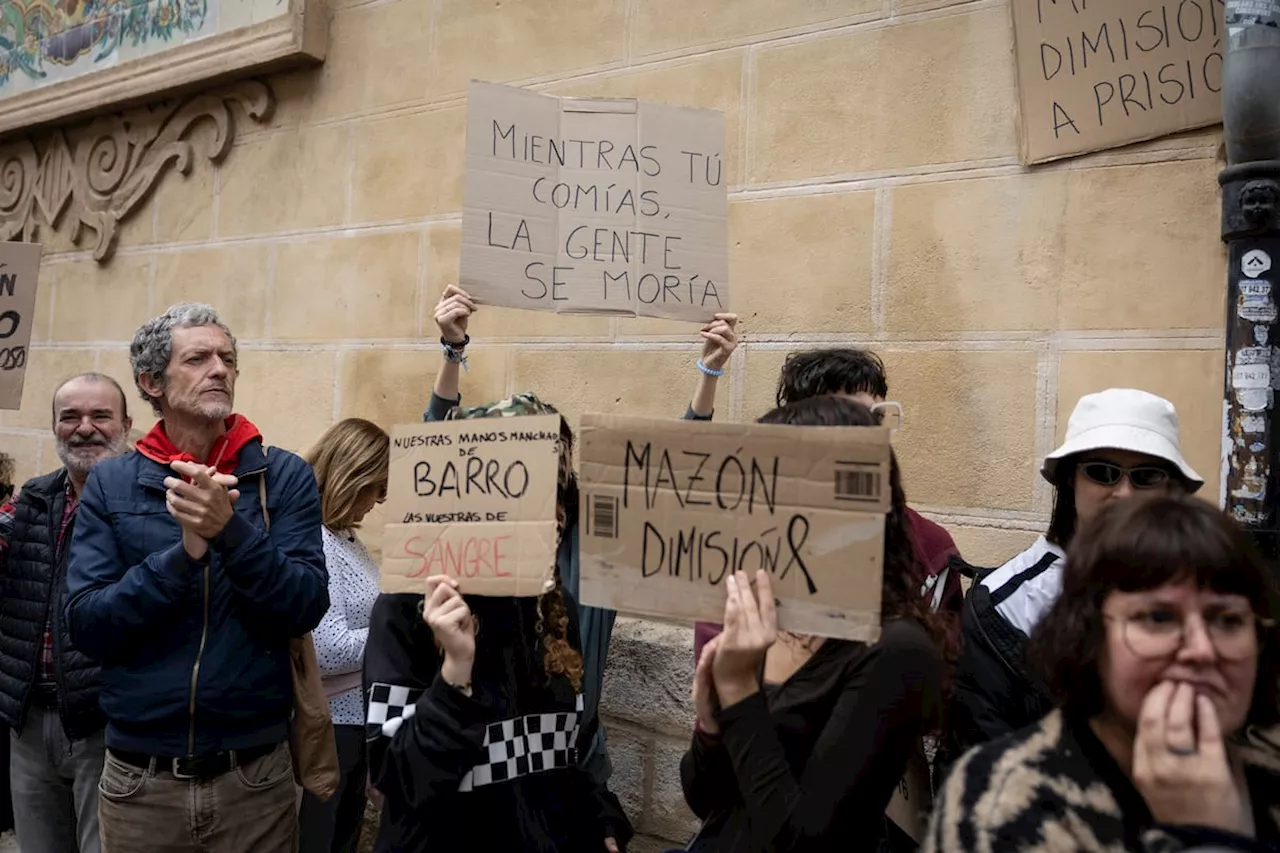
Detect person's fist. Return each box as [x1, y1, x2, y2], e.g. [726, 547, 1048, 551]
[699, 313, 738, 371]
[435, 285, 476, 343]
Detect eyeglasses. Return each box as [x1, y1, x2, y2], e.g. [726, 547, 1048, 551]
[1079, 460, 1171, 489]
[1104, 607, 1273, 661]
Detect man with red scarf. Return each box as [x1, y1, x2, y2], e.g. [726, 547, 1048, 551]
[64, 303, 328, 853]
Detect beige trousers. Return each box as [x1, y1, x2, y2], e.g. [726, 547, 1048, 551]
[97, 742, 297, 853]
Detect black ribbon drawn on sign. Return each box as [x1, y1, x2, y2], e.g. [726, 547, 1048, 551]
[0, 347, 26, 372]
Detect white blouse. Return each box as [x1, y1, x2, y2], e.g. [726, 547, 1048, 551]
[313, 526, 381, 726]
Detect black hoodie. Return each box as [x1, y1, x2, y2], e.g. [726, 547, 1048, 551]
[364, 591, 633, 853]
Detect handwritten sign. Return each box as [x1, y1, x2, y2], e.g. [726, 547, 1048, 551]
[578, 415, 892, 642]
[0, 242, 42, 411]
[460, 81, 728, 322]
[382, 416, 562, 596]
[1012, 0, 1225, 163]
[886, 742, 934, 843]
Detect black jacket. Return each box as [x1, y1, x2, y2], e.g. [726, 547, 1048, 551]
[365, 591, 633, 853]
[0, 469, 104, 740]
[937, 542, 1059, 784]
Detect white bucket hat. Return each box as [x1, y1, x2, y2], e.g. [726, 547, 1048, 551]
[1041, 388, 1203, 491]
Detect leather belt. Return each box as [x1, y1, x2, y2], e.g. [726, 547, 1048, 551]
[109, 742, 278, 780]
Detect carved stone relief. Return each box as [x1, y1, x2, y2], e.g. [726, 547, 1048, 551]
[0, 78, 274, 262]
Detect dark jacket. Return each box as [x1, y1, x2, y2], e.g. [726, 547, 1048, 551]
[0, 468, 104, 740]
[64, 440, 329, 757]
[365, 591, 633, 853]
[938, 540, 1059, 783]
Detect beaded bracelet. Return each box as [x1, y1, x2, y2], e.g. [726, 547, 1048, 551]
[696, 358, 725, 377]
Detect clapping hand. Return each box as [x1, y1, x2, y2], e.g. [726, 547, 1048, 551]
[165, 461, 239, 559]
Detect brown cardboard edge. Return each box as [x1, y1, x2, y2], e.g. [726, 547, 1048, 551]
[1008, 1, 1224, 165]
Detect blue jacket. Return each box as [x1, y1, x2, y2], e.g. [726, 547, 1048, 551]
[64, 438, 329, 758]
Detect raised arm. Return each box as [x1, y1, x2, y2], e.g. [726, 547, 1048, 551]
[687, 313, 738, 420]
[425, 284, 475, 422]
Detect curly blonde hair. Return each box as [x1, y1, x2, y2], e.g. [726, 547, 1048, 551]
[537, 574, 583, 692]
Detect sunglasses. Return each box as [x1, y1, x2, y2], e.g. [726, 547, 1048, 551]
[1079, 460, 1171, 489]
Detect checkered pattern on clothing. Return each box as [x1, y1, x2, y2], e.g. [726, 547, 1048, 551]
[367, 682, 584, 792]
[367, 682, 423, 740]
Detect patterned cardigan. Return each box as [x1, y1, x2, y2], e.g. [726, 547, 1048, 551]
[925, 709, 1280, 853]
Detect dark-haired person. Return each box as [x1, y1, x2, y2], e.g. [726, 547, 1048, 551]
[926, 495, 1280, 852]
[944, 389, 1201, 770]
[0, 373, 133, 853]
[693, 348, 962, 677]
[678, 395, 947, 853]
[363, 391, 632, 852]
[401, 285, 628, 818]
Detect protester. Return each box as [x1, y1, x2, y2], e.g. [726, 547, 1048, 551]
[692, 348, 962, 673]
[364, 390, 633, 852]
[299, 418, 390, 853]
[944, 389, 1200, 769]
[64, 303, 329, 852]
[0, 374, 132, 853]
[678, 395, 946, 853]
[926, 495, 1280, 851]
[421, 284, 619, 785]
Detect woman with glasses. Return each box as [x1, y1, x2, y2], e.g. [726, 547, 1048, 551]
[942, 389, 1201, 774]
[925, 495, 1280, 852]
[298, 418, 390, 853]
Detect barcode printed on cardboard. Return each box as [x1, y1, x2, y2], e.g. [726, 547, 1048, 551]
[590, 495, 619, 539]
[833, 464, 882, 503]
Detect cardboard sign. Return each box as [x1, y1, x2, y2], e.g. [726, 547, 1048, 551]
[885, 741, 934, 843]
[1012, 0, 1225, 164]
[382, 416, 563, 596]
[578, 415, 892, 642]
[460, 81, 728, 322]
[0, 242, 42, 411]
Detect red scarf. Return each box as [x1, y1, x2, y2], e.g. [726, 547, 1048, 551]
[136, 415, 262, 476]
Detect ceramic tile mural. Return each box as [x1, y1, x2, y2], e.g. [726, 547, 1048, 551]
[0, 0, 286, 99]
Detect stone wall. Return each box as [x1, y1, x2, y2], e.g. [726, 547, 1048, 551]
[0, 0, 1231, 843]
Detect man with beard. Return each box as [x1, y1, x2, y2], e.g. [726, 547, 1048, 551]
[0, 372, 133, 853]
[64, 303, 328, 852]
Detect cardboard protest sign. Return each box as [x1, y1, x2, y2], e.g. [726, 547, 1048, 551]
[886, 743, 934, 843]
[578, 415, 892, 642]
[1012, 0, 1224, 164]
[0, 242, 42, 411]
[382, 416, 563, 596]
[460, 81, 728, 322]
